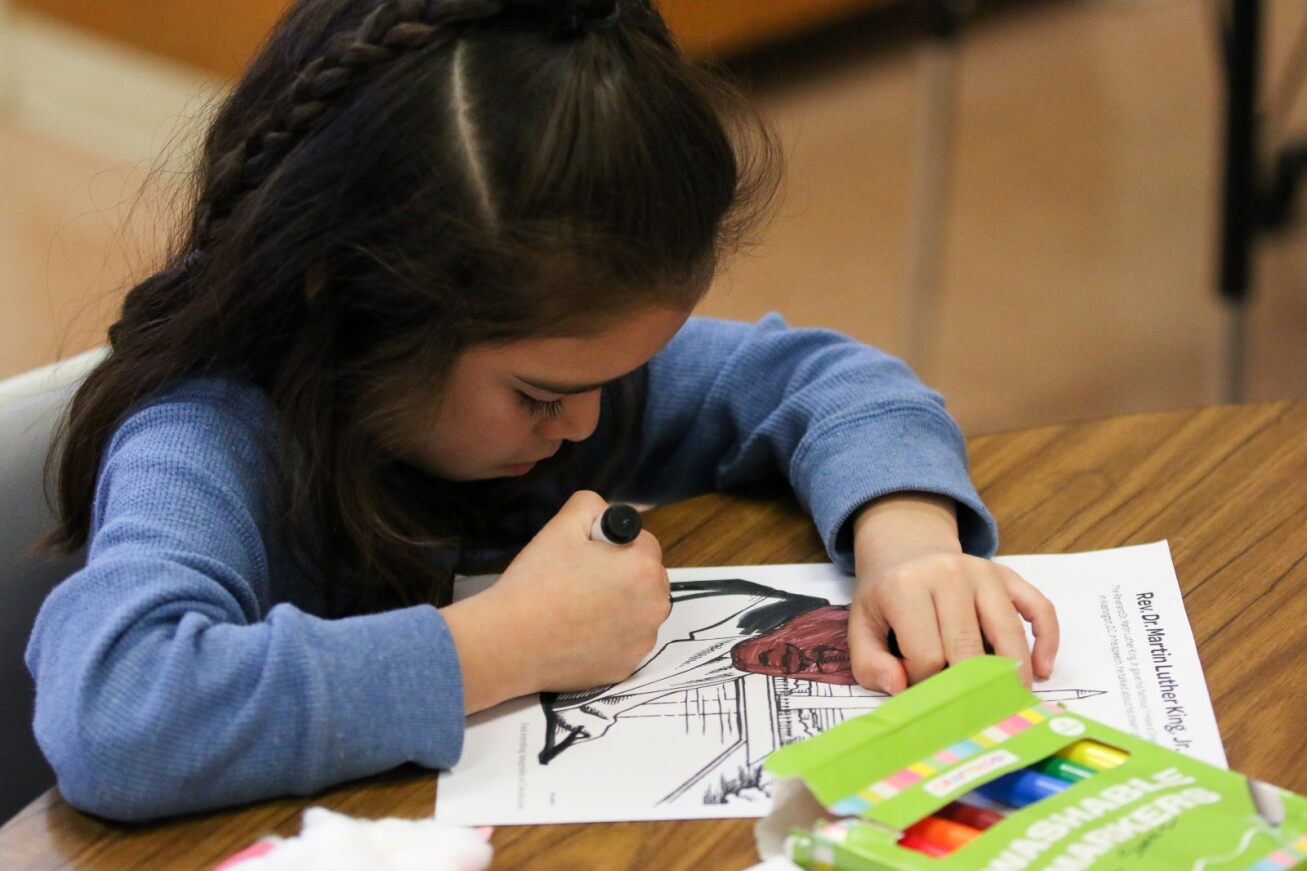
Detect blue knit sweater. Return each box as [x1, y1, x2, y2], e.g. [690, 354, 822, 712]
[26, 314, 996, 821]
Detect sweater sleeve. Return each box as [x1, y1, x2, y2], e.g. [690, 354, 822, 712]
[25, 382, 465, 822]
[630, 314, 997, 570]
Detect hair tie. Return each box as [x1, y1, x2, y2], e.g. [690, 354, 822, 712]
[563, 0, 620, 35]
[591, 2, 620, 30]
[182, 249, 206, 272]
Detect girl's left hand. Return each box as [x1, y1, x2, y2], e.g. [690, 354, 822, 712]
[846, 493, 1059, 695]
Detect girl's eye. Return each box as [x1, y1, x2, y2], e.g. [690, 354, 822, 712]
[518, 392, 566, 418]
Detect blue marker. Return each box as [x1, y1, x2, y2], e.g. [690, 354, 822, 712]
[976, 768, 1072, 808]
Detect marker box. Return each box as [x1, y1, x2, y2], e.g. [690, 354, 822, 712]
[756, 656, 1307, 870]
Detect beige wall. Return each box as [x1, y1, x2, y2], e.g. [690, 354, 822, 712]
[4, 0, 1305, 428]
[660, 0, 894, 56]
[0, 0, 15, 117]
[12, 0, 285, 78]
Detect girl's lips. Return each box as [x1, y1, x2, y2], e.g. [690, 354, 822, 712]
[500, 461, 536, 476]
[500, 446, 560, 476]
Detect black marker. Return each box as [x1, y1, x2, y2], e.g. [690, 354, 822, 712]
[590, 503, 642, 545]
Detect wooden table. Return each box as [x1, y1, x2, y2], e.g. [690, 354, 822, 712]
[3, 402, 1305, 869]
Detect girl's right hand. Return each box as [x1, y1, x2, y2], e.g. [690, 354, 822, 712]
[442, 491, 670, 713]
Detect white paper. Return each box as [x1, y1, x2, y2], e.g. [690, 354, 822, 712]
[435, 541, 1224, 826]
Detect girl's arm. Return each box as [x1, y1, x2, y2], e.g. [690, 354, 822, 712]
[630, 313, 995, 567]
[846, 492, 1058, 692]
[25, 382, 464, 822]
[628, 315, 1057, 691]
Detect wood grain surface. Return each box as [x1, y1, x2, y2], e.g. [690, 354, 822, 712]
[2, 402, 1304, 869]
[13, 0, 893, 77]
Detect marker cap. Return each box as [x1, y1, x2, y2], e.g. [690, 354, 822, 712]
[897, 832, 951, 857]
[904, 816, 982, 849]
[975, 768, 1072, 808]
[1036, 755, 1096, 782]
[592, 504, 642, 545]
[1056, 739, 1128, 771]
[939, 801, 1005, 830]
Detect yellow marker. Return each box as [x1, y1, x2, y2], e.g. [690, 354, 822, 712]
[1057, 739, 1128, 770]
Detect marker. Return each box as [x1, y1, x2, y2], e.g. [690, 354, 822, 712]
[939, 801, 1005, 830]
[903, 816, 982, 851]
[1036, 755, 1097, 782]
[897, 832, 950, 857]
[1056, 739, 1128, 771]
[590, 503, 642, 545]
[976, 768, 1073, 808]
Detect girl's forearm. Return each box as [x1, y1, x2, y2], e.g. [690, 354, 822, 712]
[852, 492, 962, 580]
[441, 592, 536, 715]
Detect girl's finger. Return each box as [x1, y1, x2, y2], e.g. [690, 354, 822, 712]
[1002, 569, 1060, 679]
[932, 581, 987, 667]
[975, 577, 1034, 687]
[847, 601, 907, 694]
[881, 581, 946, 687]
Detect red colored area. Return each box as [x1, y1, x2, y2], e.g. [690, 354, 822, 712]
[730, 604, 855, 684]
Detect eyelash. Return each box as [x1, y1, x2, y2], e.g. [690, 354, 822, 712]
[518, 392, 566, 418]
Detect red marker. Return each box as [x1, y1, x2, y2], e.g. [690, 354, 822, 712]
[898, 832, 950, 857]
[939, 800, 1005, 831]
[905, 815, 983, 851]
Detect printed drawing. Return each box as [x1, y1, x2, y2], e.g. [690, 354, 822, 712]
[436, 546, 1224, 827]
[536, 579, 1104, 808]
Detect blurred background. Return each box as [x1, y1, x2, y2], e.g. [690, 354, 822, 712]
[2, 0, 1305, 435]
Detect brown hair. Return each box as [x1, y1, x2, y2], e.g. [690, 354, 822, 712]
[45, 0, 780, 611]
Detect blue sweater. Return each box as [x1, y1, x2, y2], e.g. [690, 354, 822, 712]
[26, 314, 996, 821]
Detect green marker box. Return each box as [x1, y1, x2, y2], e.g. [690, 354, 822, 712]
[756, 656, 1307, 870]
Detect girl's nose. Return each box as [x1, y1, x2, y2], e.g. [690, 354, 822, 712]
[538, 390, 602, 442]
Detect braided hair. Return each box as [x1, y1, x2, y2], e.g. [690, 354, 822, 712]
[47, 0, 780, 611]
[192, 1, 505, 266]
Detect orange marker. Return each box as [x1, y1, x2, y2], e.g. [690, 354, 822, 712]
[904, 815, 983, 852]
[939, 800, 1005, 830]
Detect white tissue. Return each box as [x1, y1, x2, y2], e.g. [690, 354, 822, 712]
[225, 807, 493, 871]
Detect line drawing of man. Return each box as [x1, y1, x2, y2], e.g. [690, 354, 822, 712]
[536, 577, 1105, 772]
[538, 578, 847, 764]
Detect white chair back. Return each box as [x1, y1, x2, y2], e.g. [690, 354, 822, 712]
[0, 348, 104, 821]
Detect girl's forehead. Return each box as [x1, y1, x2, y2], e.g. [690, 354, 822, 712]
[473, 306, 692, 383]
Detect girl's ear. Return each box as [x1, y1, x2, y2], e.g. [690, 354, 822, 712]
[305, 260, 327, 302]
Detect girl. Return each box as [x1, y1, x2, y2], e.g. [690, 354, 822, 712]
[27, 0, 1058, 821]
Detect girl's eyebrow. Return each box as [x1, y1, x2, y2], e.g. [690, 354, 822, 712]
[514, 375, 609, 395]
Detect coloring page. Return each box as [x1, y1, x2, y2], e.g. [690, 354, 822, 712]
[435, 541, 1224, 825]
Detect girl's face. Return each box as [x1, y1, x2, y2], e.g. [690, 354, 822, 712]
[387, 306, 692, 481]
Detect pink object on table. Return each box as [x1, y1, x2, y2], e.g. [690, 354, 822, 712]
[214, 839, 278, 869]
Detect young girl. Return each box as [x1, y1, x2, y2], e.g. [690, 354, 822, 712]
[28, 0, 1058, 822]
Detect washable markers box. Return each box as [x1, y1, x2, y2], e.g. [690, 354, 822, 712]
[755, 656, 1306, 870]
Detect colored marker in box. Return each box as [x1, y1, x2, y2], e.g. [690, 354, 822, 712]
[756, 656, 1307, 870]
[974, 767, 1071, 807]
[899, 815, 981, 854]
[1034, 754, 1096, 782]
[937, 801, 1004, 831]
[1057, 739, 1128, 771]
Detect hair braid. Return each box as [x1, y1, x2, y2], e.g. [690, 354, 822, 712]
[194, 0, 505, 251]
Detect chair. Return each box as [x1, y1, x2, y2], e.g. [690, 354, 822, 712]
[0, 347, 105, 822]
